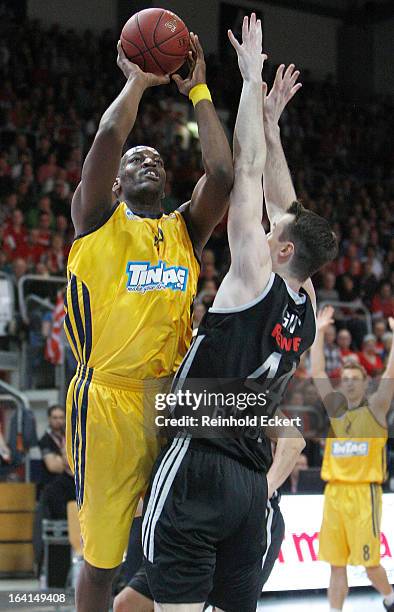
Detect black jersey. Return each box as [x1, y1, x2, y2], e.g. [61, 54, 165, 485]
[171, 272, 316, 471]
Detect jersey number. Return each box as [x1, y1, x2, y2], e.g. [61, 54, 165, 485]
[245, 351, 296, 413]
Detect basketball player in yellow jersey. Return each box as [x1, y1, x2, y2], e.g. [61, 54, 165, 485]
[65, 34, 233, 612]
[311, 307, 394, 612]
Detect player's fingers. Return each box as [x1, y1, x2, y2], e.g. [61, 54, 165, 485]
[288, 83, 302, 100]
[289, 69, 300, 85]
[242, 15, 249, 42]
[172, 74, 183, 86]
[284, 63, 295, 82]
[194, 34, 204, 59]
[274, 64, 285, 88]
[262, 81, 268, 100]
[228, 29, 241, 52]
[117, 40, 126, 61]
[256, 19, 263, 47]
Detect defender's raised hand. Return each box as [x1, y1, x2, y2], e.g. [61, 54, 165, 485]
[316, 305, 335, 332]
[117, 41, 170, 88]
[172, 33, 207, 96]
[264, 63, 302, 126]
[228, 13, 267, 82]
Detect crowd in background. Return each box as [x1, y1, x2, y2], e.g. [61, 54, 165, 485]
[0, 19, 393, 474]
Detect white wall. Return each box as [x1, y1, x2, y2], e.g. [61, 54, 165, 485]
[156, 0, 340, 78]
[373, 18, 394, 96]
[28, 0, 117, 33]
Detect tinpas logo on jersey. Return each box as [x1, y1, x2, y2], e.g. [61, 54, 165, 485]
[125, 261, 188, 293]
[331, 440, 369, 457]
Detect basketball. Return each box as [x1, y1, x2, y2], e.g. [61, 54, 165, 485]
[120, 8, 190, 76]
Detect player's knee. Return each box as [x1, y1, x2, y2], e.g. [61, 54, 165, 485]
[113, 587, 133, 612]
[83, 560, 119, 586]
[366, 565, 380, 577]
[330, 565, 347, 580]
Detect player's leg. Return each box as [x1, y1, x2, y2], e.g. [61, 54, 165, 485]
[66, 379, 160, 612]
[366, 565, 394, 609]
[144, 441, 238, 609]
[318, 484, 350, 610]
[259, 493, 285, 590]
[113, 585, 153, 612]
[328, 565, 348, 610]
[76, 561, 120, 612]
[208, 464, 268, 612]
[349, 484, 394, 609]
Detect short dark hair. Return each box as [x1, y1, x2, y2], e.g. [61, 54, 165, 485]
[47, 404, 64, 417]
[280, 201, 338, 282]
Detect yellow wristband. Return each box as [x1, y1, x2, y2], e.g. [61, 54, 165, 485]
[189, 84, 212, 107]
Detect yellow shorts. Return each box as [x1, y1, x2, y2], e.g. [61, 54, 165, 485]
[318, 482, 382, 567]
[66, 365, 167, 569]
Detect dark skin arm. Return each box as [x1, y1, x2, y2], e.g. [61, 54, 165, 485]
[176, 35, 234, 257]
[71, 43, 170, 236]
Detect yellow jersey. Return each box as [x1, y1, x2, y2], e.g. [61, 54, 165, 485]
[64, 203, 200, 379]
[321, 404, 387, 484]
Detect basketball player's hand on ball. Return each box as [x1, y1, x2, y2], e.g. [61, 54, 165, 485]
[263, 64, 302, 127]
[316, 305, 335, 332]
[228, 13, 267, 82]
[116, 41, 170, 88]
[172, 33, 206, 95]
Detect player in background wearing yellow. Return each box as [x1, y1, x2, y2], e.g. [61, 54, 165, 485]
[311, 306, 394, 612]
[64, 33, 233, 612]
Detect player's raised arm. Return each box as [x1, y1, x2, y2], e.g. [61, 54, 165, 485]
[212, 15, 271, 309]
[71, 43, 169, 235]
[263, 64, 302, 223]
[310, 306, 336, 404]
[369, 317, 394, 426]
[174, 34, 233, 255]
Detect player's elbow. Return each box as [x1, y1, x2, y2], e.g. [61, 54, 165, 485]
[206, 163, 234, 193]
[234, 155, 265, 177]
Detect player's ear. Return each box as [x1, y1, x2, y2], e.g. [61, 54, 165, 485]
[112, 177, 121, 198]
[278, 241, 294, 264]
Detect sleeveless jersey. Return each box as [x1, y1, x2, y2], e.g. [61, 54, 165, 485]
[64, 202, 200, 379]
[321, 403, 387, 483]
[172, 273, 316, 471]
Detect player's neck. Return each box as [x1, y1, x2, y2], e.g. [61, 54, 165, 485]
[281, 274, 302, 295]
[124, 194, 163, 217]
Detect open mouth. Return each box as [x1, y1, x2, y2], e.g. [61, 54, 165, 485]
[143, 170, 160, 181]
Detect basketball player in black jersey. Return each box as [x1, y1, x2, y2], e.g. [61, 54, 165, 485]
[140, 15, 337, 612]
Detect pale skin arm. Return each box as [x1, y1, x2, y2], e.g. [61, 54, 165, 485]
[310, 305, 336, 406]
[262, 65, 316, 310]
[265, 411, 306, 498]
[369, 317, 394, 426]
[212, 14, 272, 310]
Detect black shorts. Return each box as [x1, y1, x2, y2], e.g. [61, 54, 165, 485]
[129, 491, 285, 605]
[142, 437, 268, 612]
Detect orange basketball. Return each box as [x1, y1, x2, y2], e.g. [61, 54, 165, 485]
[120, 8, 190, 76]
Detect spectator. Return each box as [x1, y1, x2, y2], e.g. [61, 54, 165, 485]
[38, 405, 67, 487]
[192, 303, 206, 330]
[371, 282, 394, 319]
[26, 195, 54, 229]
[336, 329, 359, 363]
[316, 271, 339, 304]
[374, 319, 388, 360]
[3, 208, 28, 260]
[358, 334, 384, 377]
